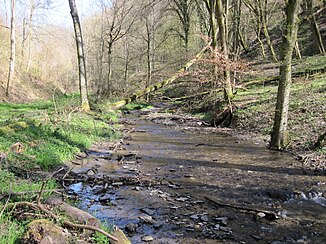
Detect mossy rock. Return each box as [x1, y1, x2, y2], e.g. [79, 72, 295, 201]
[22, 219, 68, 244]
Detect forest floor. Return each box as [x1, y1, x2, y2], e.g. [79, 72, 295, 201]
[231, 72, 325, 172]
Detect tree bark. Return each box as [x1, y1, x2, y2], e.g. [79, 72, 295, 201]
[216, 0, 233, 100]
[270, 0, 301, 150]
[6, 0, 15, 97]
[68, 0, 90, 112]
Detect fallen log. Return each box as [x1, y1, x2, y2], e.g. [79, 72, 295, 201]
[205, 196, 278, 220]
[46, 197, 100, 228]
[107, 42, 211, 110]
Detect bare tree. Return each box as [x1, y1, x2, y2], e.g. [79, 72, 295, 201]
[68, 0, 90, 112]
[6, 0, 16, 97]
[169, 0, 194, 52]
[101, 0, 136, 96]
[243, 0, 279, 62]
[270, 0, 301, 150]
[203, 0, 233, 101]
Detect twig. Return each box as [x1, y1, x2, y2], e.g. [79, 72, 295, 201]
[38, 167, 65, 204]
[62, 166, 75, 188]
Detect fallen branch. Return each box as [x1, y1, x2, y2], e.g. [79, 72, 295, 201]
[205, 196, 278, 220]
[107, 42, 211, 110]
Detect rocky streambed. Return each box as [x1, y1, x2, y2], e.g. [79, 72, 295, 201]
[65, 107, 326, 243]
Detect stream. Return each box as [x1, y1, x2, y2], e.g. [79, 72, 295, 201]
[66, 108, 326, 244]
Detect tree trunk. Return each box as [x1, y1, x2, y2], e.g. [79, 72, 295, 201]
[107, 42, 113, 96]
[270, 0, 301, 150]
[26, 0, 35, 71]
[216, 0, 233, 100]
[6, 0, 15, 97]
[145, 19, 152, 102]
[303, 0, 325, 54]
[311, 15, 325, 54]
[68, 0, 90, 112]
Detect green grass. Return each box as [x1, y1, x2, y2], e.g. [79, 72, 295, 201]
[120, 102, 153, 111]
[91, 222, 114, 244]
[0, 95, 120, 243]
[0, 95, 119, 170]
[0, 215, 24, 244]
[233, 74, 326, 150]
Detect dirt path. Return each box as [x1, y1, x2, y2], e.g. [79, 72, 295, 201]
[66, 107, 326, 243]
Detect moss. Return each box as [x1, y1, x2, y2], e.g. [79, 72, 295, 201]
[23, 219, 67, 243]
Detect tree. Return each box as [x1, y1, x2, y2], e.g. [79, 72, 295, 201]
[243, 0, 279, 62]
[68, 0, 90, 112]
[270, 0, 301, 150]
[302, 0, 325, 54]
[6, 0, 16, 97]
[169, 0, 194, 52]
[203, 0, 233, 101]
[101, 0, 135, 96]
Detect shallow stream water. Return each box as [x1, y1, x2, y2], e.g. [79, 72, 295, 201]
[68, 110, 326, 243]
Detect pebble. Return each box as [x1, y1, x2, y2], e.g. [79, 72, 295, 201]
[125, 223, 137, 233]
[139, 215, 153, 224]
[190, 214, 199, 220]
[219, 226, 232, 233]
[176, 197, 188, 202]
[142, 236, 154, 242]
[112, 182, 123, 186]
[200, 215, 208, 222]
[257, 212, 266, 218]
[87, 169, 96, 176]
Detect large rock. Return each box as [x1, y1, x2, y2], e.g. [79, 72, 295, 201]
[22, 219, 68, 244]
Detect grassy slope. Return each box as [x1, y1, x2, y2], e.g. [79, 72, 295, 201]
[0, 95, 119, 242]
[233, 73, 325, 169]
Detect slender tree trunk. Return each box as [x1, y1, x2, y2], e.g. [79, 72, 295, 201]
[6, 0, 15, 97]
[304, 0, 325, 54]
[270, 0, 301, 150]
[256, 23, 266, 58]
[216, 0, 233, 100]
[68, 0, 90, 112]
[232, 0, 242, 58]
[26, 0, 34, 71]
[258, 0, 278, 62]
[107, 42, 113, 96]
[311, 15, 325, 54]
[123, 35, 129, 94]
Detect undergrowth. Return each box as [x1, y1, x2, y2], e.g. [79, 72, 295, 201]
[233, 74, 326, 154]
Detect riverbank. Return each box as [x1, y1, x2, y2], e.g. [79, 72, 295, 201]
[0, 95, 121, 243]
[64, 107, 326, 243]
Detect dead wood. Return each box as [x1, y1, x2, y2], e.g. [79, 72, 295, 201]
[46, 197, 100, 228]
[205, 196, 278, 220]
